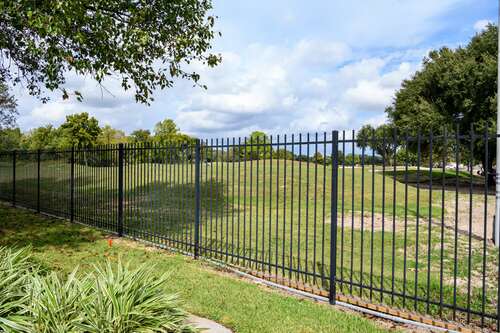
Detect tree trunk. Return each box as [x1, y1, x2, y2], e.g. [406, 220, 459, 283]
[481, 144, 495, 186]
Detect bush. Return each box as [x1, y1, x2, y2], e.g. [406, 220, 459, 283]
[0, 247, 33, 332]
[0, 247, 196, 333]
[80, 261, 196, 333]
[27, 270, 90, 332]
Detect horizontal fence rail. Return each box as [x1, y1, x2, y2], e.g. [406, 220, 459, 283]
[0, 130, 499, 331]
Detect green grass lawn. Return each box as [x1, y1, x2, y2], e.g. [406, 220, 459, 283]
[0, 204, 390, 333]
[0, 158, 497, 329]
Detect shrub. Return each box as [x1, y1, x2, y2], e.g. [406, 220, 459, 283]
[80, 261, 196, 333]
[0, 247, 33, 332]
[0, 247, 196, 333]
[26, 270, 91, 332]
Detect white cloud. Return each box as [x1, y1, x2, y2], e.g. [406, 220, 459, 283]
[474, 19, 492, 32]
[15, 37, 421, 138]
[344, 80, 394, 110]
[27, 101, 74, 124]
[343, 62, 414, 111]
[292, 40, 351, 67]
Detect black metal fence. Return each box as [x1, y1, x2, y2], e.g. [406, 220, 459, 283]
[0, 130, 498, 331]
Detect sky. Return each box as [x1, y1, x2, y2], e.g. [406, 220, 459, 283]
[13, 0, 498, 139]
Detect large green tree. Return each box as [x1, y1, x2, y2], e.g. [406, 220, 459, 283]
[97, 125, 127, 145]
[59, 112, 101, 148]
[129, 129, 151, 144]
[238, 131, 272, 160]
[0, 1, 220, 104]
[21, 125, 60, 150]
[153, 119, 193, 145]
[386, 24, 497, 174]
[356, 124, 397, 165]
[0, 128, 22, 150]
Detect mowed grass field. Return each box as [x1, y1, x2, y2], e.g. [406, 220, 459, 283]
[0, 157, 498, 328]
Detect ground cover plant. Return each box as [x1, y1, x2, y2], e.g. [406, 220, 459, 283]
[0, 244, 196, 333]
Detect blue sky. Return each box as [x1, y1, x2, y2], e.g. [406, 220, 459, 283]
[14, 0, 497, 139]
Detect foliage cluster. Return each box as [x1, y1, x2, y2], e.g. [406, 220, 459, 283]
[0, 247, 196, 333]
[1, 114, 195, 153]
[358, 25, 497, 174]
[0, 0, 220, 104]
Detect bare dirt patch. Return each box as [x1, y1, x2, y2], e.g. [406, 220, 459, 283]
[327, 194, 495, 241]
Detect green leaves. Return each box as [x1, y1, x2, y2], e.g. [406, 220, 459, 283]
[388, 24, 497, 135]
[386, 24, 497, 171]
[27, 269, 91, 333]
[0, 0, 221, 104]
[0, 247, 34, 333]
[0, 80, 17, 129]
[80, 261, 196, 333]
[60, 112, 101, 149]
[0, 247, 197, 333]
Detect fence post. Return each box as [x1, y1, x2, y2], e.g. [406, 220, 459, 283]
[194, 139, 201, 259]
[118, 143, 124, 236]
[70, 146, 75, 222]
[12, 150, 16, 207]
[329, 130, 339, 305]
[37, 150, 41, 213]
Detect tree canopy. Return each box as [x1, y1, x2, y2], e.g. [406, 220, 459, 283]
[153, 119, 193, 146]
[0, 128, 22, 151]
[387, 24, 497, 135]
[0, 1, 220, 104]
[98, 125, 126, 145]
[22, 125, 60, 150]
[356, 124, 396, 165]
[60, 113, 101, 149]
[383, 24, 497, 173]
[0, 80, 17, 129]
[129, 129, 152, 144]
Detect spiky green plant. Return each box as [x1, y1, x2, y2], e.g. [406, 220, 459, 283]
[0, 246, 197, 333]
[25, 269, 90, 333]
[0, 247, 33, 332]
[79, 261, 197, 333]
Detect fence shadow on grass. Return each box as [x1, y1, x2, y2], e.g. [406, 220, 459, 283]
[381, 169, 493, 194]
[0, 205, 102, 250]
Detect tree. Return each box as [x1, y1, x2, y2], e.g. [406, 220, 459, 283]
[237, 131, 272, 160]
[152, 119, 195, 162]
[22, 125, 59, 150]
[386, 24, 497, 177]
[356, 124, 397, 165]
[311, 152, 324, 164]
[0, 1, 220, 104]
[98, 125, 127, 145]
[153, 118, 194, 146]
[153, 119, 193, 145]
[59, 113, 101, 149]
[0, 128, 22, 151]
[129, 130, 151, 144]
[273, 148, 294, 160]
[0, 81, 17, 129]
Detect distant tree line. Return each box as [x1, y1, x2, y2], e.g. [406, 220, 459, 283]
[0, 113, 195, 151]
[1, 114, 423, 167]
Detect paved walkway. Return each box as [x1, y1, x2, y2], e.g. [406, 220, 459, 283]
[188, 315, 232, 333]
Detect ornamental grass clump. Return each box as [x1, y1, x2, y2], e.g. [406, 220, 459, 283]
[26, 269, 91, 332]
[0, 247, 33, 332]
[0, 246, 196, 333]
[80, 261, 197, 333]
